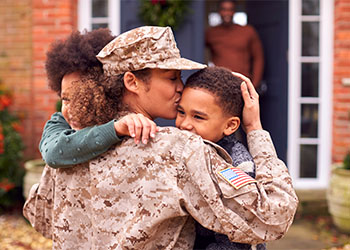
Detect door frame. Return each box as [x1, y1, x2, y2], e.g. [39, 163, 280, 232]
[288, 0, 333, 189]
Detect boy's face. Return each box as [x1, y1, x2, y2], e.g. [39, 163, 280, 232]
[175, 87, 238, 142]
[137, 69, 184, 120]
[61, 72, 81, 130]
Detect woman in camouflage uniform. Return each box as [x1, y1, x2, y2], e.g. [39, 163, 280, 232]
[24, 26, 298, 249]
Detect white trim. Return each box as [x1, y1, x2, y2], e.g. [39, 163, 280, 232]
[318, 0, 334, 184]
[91, 17, 109, 23]
[288, 0, 302, 185]
[78, 0, 120, 35]
[108, 0, 120, 35]
[288, 0, 333, 189]
[300, 97, 320, 103]
[78, 0, 92, 32]
[299, 138, 319, 144]
[301, 16, 320, 22]
[300, 57, 320, 63]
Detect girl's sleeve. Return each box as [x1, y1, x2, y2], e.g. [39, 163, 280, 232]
[39, 112, 122, 168]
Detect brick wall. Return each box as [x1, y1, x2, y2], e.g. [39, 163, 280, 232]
[0, 0, 77, 160]
[0, 0, 33, 158]
[333, 0, 350, 163]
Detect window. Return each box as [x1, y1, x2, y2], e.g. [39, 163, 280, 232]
[78, 0, 120, 35]
[288, 0, 333, 189]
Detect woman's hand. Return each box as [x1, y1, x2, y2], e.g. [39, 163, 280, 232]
[232, 72, 263, 133]
[114, 113, 158, 144]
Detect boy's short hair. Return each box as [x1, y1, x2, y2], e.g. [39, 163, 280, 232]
[185, 66, 243, 118]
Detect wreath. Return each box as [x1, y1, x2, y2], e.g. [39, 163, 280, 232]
[139, 0, 191, 30]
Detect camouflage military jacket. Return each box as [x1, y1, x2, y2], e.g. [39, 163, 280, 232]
[23, 127, 298, 250]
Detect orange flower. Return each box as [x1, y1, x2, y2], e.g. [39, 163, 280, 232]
[0, 179, 15, 192]
[0, 95, 11, 109]
[12, 122, 24, 133]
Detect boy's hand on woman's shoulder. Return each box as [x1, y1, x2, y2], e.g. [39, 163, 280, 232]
[114, 113, 158, 145]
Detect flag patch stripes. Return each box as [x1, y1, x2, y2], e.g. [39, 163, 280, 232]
[218, 167, 257, 189]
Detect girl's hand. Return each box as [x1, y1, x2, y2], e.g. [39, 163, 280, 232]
[231, 72, 263, 133]
[114, 113, 158, 144]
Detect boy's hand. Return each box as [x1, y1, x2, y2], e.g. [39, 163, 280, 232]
[232, 72, 263, 133]
[114, 114, 158, 144]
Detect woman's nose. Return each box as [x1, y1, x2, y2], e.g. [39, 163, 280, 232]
[176, 80, 184, 92]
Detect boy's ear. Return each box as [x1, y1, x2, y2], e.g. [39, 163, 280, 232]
[223, 117, 240, 136]
[123, 72, 139, 94]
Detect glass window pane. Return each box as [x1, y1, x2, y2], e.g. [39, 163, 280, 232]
[302, 22, 319, 56]
[302, 63, 319, 97]
[301, 104, 318, 138]
[300, 144, 318, 178]
[302, 0, 320, 16]
[92, 0, 108, 17]
[92, 23, 108, 30]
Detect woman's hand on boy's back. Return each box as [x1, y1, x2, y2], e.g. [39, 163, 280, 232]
[114, 113, 158, 145]
[232, 72, 263, 133]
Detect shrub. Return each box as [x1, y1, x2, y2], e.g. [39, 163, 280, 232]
[0, 82, 25, 211]
[342, 151, 350, 170]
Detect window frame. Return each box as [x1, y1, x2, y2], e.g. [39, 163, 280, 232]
[288, 0, 334, 189]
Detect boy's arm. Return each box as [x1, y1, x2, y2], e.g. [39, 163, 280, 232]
[40, 112, 121, 168]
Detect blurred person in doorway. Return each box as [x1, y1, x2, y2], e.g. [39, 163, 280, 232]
[205, 0, 264, 89]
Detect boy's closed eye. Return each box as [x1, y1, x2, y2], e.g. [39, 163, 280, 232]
[193, 114, 205, 120]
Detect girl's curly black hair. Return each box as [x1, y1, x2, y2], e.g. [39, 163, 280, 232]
[45, 28, 115, 96]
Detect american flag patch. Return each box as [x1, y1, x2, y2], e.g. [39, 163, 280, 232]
[218, 167, 257, 189]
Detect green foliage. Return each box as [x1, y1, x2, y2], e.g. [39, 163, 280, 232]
[56, 99, 62, 112]
[0, 83, 25, 211]
[342, 151, 350, 170]
[139, 0, 191, 30]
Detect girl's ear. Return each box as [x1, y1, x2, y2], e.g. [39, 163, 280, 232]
[123, 72, 139, 94]
[223, 117, 240, 136]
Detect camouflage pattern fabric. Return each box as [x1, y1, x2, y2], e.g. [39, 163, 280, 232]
[97, 26, 207, 76]
[24, 127, 298, 250]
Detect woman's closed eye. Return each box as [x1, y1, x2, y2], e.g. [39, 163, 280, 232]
[177, 108, 185, 115]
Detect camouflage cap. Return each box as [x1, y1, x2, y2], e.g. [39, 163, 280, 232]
[97, 26, 207, 76]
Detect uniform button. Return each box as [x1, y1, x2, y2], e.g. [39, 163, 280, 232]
[45, 149, 48, 152]
[52, 161, 56, 165]
[66, 137, 70, 142]
[59, 149, 63, 154]
[77, 147, 81, 151]
[73, 158, 77, 162]
[95, 141, 100, 145]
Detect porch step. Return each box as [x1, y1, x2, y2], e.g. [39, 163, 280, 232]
[295, 189, 329, 216]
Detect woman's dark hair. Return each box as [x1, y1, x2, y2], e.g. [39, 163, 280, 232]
[185, 66, 243, 118]
[45, 28, 115, 95]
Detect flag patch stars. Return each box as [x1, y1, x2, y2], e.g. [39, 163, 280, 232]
[218, 167, 257, 189]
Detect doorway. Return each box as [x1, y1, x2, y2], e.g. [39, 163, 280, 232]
[205, 0, 289, 162]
